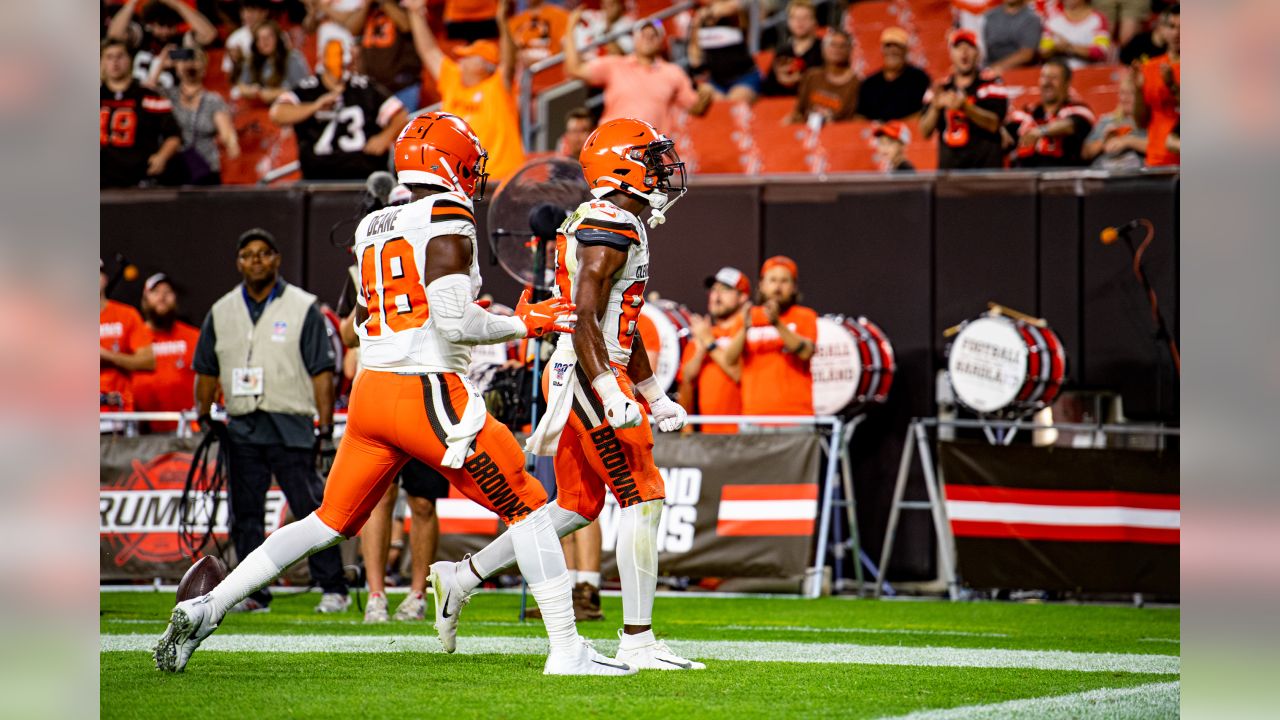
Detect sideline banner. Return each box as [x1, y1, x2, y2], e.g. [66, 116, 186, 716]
[101, 432, 824, 582]
[441, 432, 825, 580]
[100, 435, 287, 581]
[939, 441, 1179, 595]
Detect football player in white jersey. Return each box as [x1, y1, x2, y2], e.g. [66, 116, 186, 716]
[154, 112, 636, 677]
[429, 118, 706, 670]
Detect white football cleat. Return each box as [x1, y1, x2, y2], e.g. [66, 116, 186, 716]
[153, 594, 220, 673]
[544, 636, 637, 676]
[393, 591, 427, 621]
[315, 593, 351, 614]
[363, 592, 389, 624]
[614, 630, 706, 670]
[429, 560, 471, 653]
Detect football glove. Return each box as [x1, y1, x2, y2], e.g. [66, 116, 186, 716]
[591, 371, 642, 429]
[514, 289, 576, 338]
[636, 376, 687, 432]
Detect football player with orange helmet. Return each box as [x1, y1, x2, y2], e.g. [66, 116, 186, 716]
[432, 118, 705, 671]
[155, 113, 635, 677]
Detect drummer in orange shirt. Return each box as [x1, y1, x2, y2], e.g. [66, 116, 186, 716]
[100, 262, 154, 412]
[678, 267, 750, 433]
[133, 273, 200, 432]
[723, 256, 818, 417]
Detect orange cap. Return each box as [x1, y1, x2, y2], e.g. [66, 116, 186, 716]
[761, 255, 798, 280]
[880, 27, 910, 48]
[874, 120, 912, 144]
[456, 40, 500, 66]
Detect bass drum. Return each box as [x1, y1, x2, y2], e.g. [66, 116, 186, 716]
[812, 315, 896, 416]
[638, 299, 694, 394]
[947, 314, 1067, 415]
[467, 302, 518, 393]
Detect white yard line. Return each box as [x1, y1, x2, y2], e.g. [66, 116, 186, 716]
[716, 624, 1009, 638]
[1138, 637, 1180, 644]
[101, 634, 1179, 674]
[879, 681, 1179, 719]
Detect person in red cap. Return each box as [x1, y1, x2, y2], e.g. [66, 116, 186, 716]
[406, 0, 527, 182]
[724, 256, 818, 417]
[919, 28, 1009, 169]
[873, 121, 916, 172]
[678, 267, 751, 433]
[132, 273, 200, 432]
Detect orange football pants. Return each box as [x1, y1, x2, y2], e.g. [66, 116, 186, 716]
[547, 365, 666, 520]
[317, 370, 546, 537]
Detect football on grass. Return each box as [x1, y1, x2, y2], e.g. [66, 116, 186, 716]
[176, 556, 228, 602]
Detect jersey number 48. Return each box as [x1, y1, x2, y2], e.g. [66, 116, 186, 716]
[359, 238, 429, 336]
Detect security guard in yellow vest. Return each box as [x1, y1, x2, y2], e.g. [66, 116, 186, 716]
[192, 228, 349, 614]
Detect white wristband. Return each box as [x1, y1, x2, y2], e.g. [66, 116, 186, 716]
[590, 371, 625, 405]
[634, 376, 665, 404]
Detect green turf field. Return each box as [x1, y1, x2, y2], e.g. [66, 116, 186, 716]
[100, 590, 1179, 719]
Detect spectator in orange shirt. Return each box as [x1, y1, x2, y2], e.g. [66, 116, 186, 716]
[724, 256, 818, 417]
[100, 263, 155, 411]
[678, 267, 750, 433]
[132, 273, 200, 431]
[1132, 5, 1178, 167]
[508, 0, 569, 67]
[407, 0, 527, 183]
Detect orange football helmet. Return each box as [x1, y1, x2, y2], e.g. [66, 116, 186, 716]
[579, 118, 687, 226]
[394, 112, 489, 200]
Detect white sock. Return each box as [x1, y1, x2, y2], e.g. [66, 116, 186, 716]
[568, 570, 579, 585]
[455, 555, 485, 594]
[619, 628, 655, 649]
[578, 571, 600, 589]
[468, 501, 590, 580]
[207, 513, 343, 618]
[617, 499, 662, 626]
[508, 509, 577, 653]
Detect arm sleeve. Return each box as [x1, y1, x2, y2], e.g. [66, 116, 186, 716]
[300, 304, 339, 376]
[192, 312, 220, 376]
[797, 310, 819, 342]
[672, 65, 700, 109]
[581, 56, 614, 86]
[286, 51, 310, 89]
[425, 274, 526, 346]
[1017, 15, 1043, 50]
[128, 313, 153, 353]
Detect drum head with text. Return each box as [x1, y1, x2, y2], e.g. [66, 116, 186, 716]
[948, 317, 1029, 413]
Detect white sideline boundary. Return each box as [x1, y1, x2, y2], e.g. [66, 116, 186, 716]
[716, 624, 1010, 638]
[879, 681, 1180, 719]
[100, 634, 1179, 674]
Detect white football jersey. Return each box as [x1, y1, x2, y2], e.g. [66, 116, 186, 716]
[352, 191, 482, 374]
[554, 199, 650, 367]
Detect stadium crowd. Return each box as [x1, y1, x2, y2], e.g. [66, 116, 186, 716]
[101, 0, 1181, 186]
